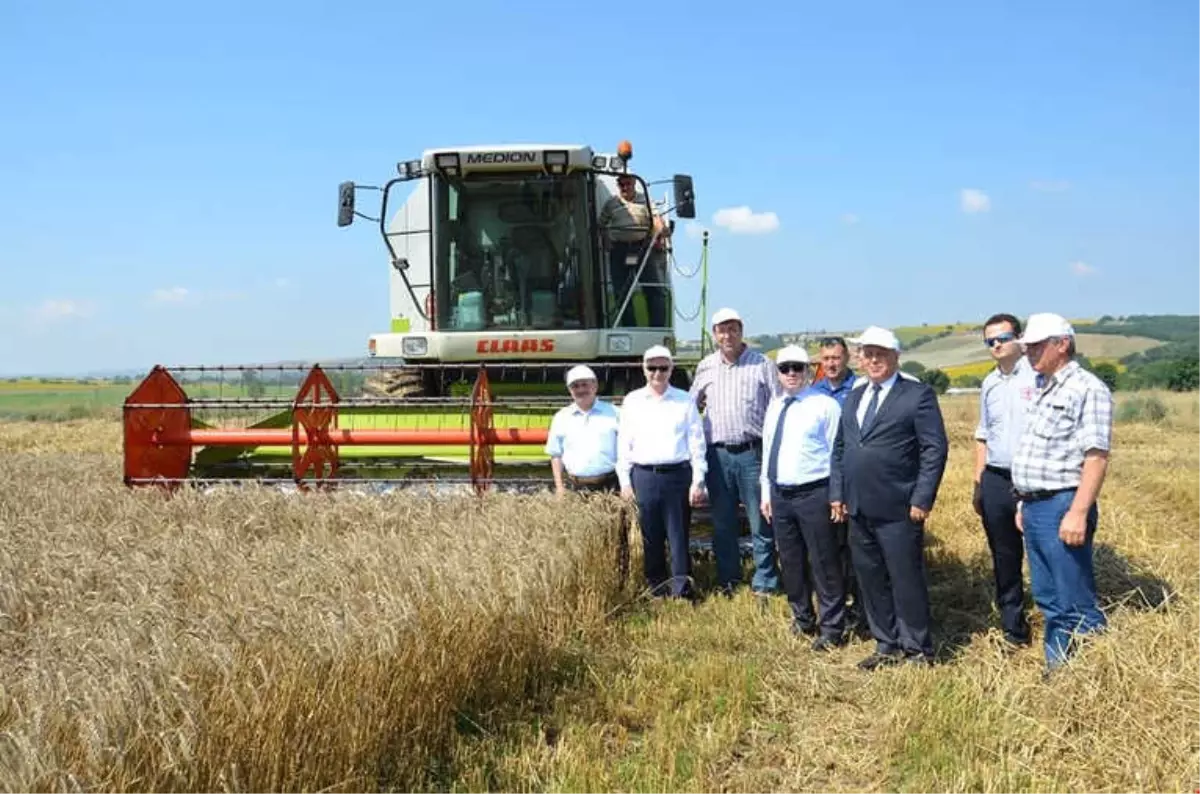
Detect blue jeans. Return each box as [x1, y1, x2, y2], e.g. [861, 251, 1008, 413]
[1022, 489, 1107, 667]
[706, 444, 780, 592]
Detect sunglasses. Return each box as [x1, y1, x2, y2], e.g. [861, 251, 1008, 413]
[819, 336, 846, 348]
[984, 332, 1016, 348]
[645, 364, 670, 373]
[778, 363, 807, 374]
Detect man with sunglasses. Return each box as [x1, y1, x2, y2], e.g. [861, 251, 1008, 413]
[759, 346, 847, 648]
[972, 313, 1039, 648]
[617, 345, 708, 599]
[690, 307, 783, 598]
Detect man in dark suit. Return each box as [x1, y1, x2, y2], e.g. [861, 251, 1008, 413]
[830, 326, 949, 669]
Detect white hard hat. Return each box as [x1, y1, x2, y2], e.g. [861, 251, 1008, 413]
[857, 326, 901, 351]
[642, 344, 673, 362]
[565, 365, 597, 385]
[1019, 313, 1075, 345]
[775, 345, 810, 365]
[711, 307, 743, 328]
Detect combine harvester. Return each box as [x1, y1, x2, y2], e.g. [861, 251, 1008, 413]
[123, 140, 710, 494]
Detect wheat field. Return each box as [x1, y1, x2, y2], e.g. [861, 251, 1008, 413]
[0, 391, 1196, 792]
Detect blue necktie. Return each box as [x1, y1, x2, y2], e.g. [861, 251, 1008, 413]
[766, 396, 796, 485]
[860, 384, 881, 435]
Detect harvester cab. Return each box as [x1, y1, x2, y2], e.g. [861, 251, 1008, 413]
[337, 141, 702, 398]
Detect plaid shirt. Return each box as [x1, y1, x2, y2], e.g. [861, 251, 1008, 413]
[1011, 360, 1113, 493]
[689, 346, 781, 445]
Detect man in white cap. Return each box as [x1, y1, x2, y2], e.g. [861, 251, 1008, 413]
[545, 365, 622, 496]
[617, 345, 708, 599]
[689, 307, 782, 598]
[758, 345, 847, 650]
[830, 325, 949, 669]
[1011, 312, 1112, 675]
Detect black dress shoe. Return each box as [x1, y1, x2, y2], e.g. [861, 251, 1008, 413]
[811, 636, 844, 652]
[856, 651, 903, 671]
[791, 620, 818, 637]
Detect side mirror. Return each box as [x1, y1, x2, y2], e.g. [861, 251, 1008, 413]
[337, 181, 356, 227]
[672, 174, 696, 219]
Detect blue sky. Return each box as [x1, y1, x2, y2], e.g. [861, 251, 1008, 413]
[2, 0, 1196, 375]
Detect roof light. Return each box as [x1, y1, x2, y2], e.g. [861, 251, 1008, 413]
[396, 159, 422, 179]
[434, 152, 460, 176]
[617, 140, 633, 161]
[543, 149, 568, 174]
[591, 154, 607, 169]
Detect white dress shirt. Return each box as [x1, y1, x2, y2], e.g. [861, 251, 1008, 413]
[759, 387, 842, 490]
[616, 384, 707, 490]
[855, 371, 901, 427]
[544, 399, 621, 477]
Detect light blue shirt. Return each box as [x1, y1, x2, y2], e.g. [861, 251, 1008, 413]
[545, 399, 621, 477]
[811, 371, 858, 407]
[759, 387, 842, 489]
[975, 356, 1040, 469]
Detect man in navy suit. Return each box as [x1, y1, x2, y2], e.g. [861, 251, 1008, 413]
[830, 326, 949, 669]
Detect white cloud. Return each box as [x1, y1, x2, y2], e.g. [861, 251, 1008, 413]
[1069, 260, 1095, 277]
[960, 189, 991, 214]
[711, 206, 780, 235]
[150, 287, 190, 303]
[1030, 179, 1071, 193]
[840, 213, 860, 226]
[32, 299, 89, 321]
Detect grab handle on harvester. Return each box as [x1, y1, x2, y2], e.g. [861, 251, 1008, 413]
[122, 364, 545, 494]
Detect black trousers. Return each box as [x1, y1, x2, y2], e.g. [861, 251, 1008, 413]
[849, 513, 934, 658]
[631, 463, 693, 597]
[772, 479, 846, 640]
[979, 466, 1031, 642]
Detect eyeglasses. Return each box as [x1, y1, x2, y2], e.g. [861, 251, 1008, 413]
[984, 332, 1016, 348]
[777, 363, 807, 374]
[645, 365, 670, 373]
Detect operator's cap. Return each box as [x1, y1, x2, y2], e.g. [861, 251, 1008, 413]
[857, 326, 901, 351]
[711, 307, 743, 328]
[642, 344, 673, 362]
[1019, 313, 1075, 345]
[775, 345, 810, 365]
[565, 365, 597, 385]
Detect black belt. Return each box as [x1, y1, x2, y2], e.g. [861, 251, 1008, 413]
[713, 438, 762, 454]
[633, 461, 689, 474]
[1013, 487, 1074, 502]
[985, 465, 1012, 479]
[567, 471, 618, 486]
[773, 477, 829, 497]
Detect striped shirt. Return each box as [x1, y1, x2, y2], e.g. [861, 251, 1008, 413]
[1011, 360, 1113, 493]
[689, 345, 781, 445]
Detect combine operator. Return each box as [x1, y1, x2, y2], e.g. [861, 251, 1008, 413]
[599, 173, 670, 327]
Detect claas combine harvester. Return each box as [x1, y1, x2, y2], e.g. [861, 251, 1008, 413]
[123, 141, 711, 493]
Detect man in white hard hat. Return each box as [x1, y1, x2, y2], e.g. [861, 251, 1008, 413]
[617, 345, 708, 599]
[830, 326, 949, 669]
[1010, 313, 1112, 676]
[545, 365, 622, 496]
[759, 345, 847, 649]
[690, 307, 782, 598]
